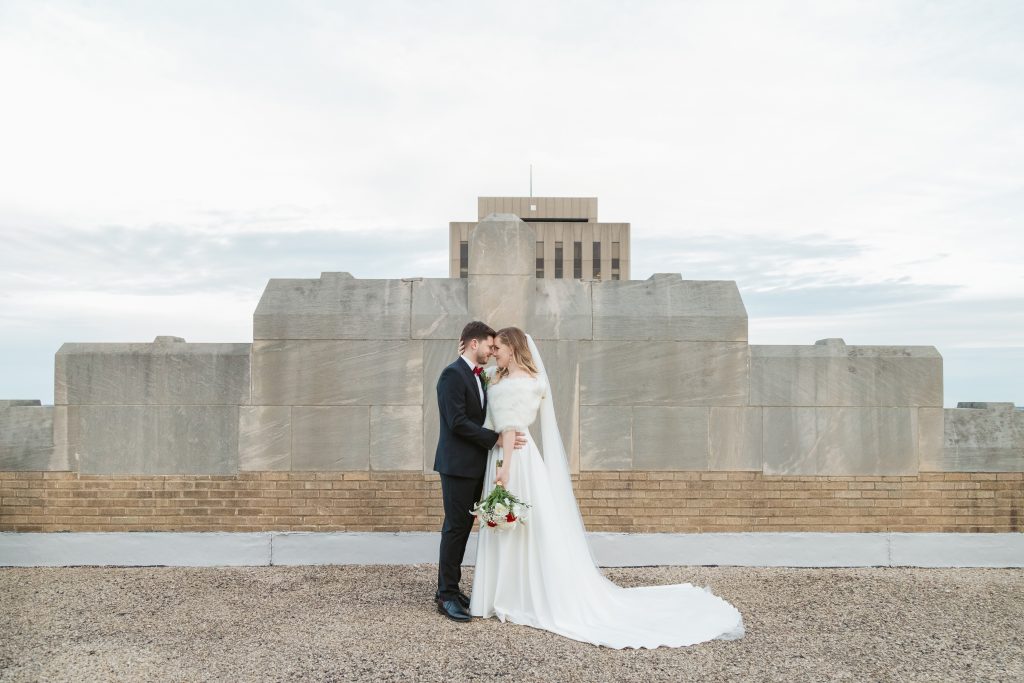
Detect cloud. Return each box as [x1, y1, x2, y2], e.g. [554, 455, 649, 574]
[0, 222, 448, 301]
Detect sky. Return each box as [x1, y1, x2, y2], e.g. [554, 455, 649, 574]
[1, 0, 1021, 408]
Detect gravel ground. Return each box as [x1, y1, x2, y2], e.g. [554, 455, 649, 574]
[1, 564, 1022, 682]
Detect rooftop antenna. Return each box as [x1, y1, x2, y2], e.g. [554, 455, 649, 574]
[529, 164, 533, 198]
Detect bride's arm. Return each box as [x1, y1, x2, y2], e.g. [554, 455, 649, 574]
[496, 431, 514, 486]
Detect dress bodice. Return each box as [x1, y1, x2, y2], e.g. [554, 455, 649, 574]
[483, 369, 547, 433]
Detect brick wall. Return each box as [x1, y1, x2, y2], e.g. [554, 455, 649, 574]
[1, 471, 1021, 533]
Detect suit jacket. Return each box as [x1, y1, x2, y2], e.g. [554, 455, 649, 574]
[433, 358, 499, 479]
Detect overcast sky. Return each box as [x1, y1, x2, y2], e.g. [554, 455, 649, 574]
[1, 0, 1022, 408]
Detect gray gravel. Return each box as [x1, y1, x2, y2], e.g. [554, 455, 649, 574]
[1, 564, 1021, 682]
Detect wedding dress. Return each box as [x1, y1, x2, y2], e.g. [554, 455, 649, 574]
[469, 334, 745, 649]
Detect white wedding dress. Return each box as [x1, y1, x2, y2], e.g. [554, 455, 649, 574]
[469, 335, 745, 649]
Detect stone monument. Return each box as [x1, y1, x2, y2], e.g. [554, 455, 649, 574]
[1, 211, 1020, 535]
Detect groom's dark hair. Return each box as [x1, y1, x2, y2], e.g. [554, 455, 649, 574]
[460, 321, 496, 345]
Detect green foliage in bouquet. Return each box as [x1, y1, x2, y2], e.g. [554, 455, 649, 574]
[470, 483, 532, 529]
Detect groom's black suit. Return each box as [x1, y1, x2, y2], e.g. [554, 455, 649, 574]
[434, 357, 499, 602]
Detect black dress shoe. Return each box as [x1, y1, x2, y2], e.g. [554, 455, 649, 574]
[435, 590, 471, 610]
[436, 597, 470, 622]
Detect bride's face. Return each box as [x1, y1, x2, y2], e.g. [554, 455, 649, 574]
[493, 336, 512, 370]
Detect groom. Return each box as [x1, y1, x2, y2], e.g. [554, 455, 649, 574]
[434, 320, 526, 622]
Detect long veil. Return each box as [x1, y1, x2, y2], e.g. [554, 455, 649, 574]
[525, 333, 603, 571]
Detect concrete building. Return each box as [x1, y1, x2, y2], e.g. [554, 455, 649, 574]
[449, 197, 630, 281]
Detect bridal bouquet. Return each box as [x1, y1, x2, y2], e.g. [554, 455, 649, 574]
[471, 484, 530, 530]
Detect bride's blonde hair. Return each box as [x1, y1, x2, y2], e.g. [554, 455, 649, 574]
[494, 327, 540, 382]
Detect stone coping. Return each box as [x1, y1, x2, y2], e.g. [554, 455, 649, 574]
[2, 531, 1021, 568]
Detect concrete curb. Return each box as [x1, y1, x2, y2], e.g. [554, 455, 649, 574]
[1, 531, 1021, 568]
[0, 531, 269, 567]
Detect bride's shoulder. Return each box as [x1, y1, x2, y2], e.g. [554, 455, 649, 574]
[521, 372, 547, 397]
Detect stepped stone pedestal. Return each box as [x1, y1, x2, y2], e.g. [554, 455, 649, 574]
[1, 213, 1020, 481]
[751, 338, 943, 476]
[0, 401, 57, 471]
[927, 403, 1024, 472]
[52, 337, 250, 474]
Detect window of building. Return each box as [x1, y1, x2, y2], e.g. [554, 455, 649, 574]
[573, 241, 582, 279]
[536, 241, 544, 278]
[554, 241, 563, 279]
[592, 241, 601, 280]
[612, 241, 620, 281]
[459, 241, 468, 279]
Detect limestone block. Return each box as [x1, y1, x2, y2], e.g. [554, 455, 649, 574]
[251, 340, 422, 406]
[468, 274, 533, 331]
[0, 400, 42, 408]
[0, 404, 58, 470]
[55, 340, 251, 406]
[421, 340, 459, 472]
[291, 406, 369, 471]
[528, 279, 593, 341]
[371, 405, 422, 471]
[532, 340, 581, 472]
[580, 406, 632, 470]
[579, 341, 748, 406]
[749, 345, 828, 406]
[253, 274, 411, 340]
[632, 407, 709, 470]
[840, 346, 943, 407]
[709, 407, 763, 471]
[410, 278, 469, 339]
[592, 275, 748, 342]
[52, 406, 76, 471]
[157, 405, 240, 474]
[763, 407, 917, 475]
[750, 340, 942, 407]
[239, 406, 291, 471]
[468, 214, 536, 276]
[933, 404, 1024, 471]
[916, 407, 945, 470]
[76, 406, 151, 474]
[77, 405, 239, 474]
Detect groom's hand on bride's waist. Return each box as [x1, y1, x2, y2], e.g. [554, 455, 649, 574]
[514, 431, 527, 450]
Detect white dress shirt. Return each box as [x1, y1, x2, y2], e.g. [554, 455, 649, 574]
[461, 355, 485, 407]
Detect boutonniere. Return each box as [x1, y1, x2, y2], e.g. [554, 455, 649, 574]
[480, 368, 491, 391]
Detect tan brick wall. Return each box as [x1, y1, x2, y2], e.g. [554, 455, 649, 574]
[1, 471, 1021, 533]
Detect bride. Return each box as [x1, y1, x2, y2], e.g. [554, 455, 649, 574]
[468, 326, 745, 649]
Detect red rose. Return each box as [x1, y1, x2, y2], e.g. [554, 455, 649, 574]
[486, 521, 497, 527]
[506, 513, 516, 523]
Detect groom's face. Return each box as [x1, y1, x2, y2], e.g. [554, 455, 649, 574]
[474, 336, 495, 365]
